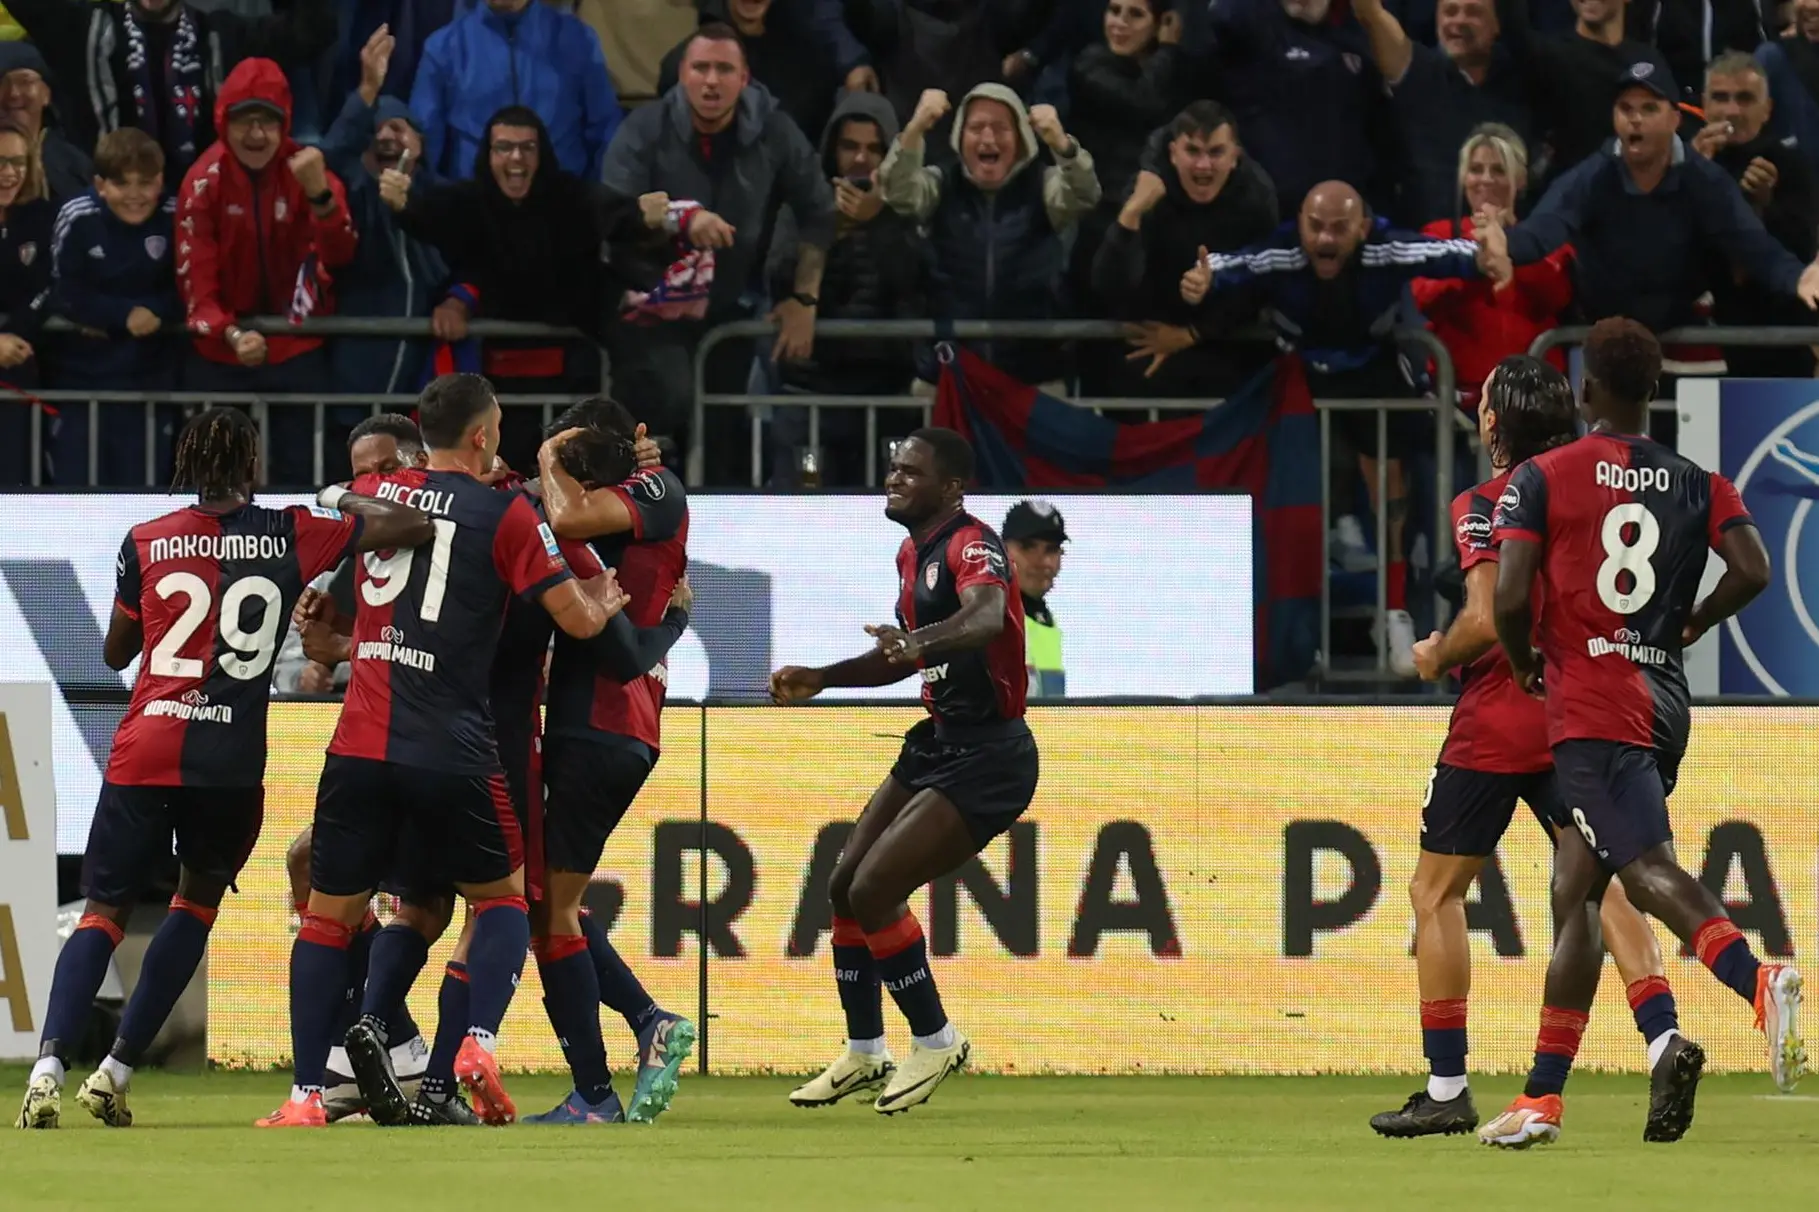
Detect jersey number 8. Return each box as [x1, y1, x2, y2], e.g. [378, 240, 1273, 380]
[148, 572, 284, 681]
[1597, 502, 1660, 615]
[362, 519, 458, 622]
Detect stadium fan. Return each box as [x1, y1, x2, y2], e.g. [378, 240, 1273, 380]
[15, 407, 433, 1130]
[772, 428, 1037, 1115]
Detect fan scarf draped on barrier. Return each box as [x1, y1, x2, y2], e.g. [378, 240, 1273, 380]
[933, 344, 1321, 688]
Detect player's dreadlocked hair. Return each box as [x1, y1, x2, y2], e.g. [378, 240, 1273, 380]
[171, 407, 259, 500]
[1583, 316, 1661, 407]
[1485, 354, 1577, 468]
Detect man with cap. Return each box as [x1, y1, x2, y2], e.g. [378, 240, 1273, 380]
[1476, 54, 1819, 337]
[319, 25, 449, 418]
[0, 43, 92, 203]
[176, 57, 356, 486]
[1002, 499, 1068, 699]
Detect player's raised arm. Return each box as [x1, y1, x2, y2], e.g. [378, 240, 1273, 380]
[538, 430, 638, 539]
[316, 482, 436, 551]
[1684, 480, 1772, 645]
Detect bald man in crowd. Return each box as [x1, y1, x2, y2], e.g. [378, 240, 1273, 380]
[1180, 180, 1511, 676]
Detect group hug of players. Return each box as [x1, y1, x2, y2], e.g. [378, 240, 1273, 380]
[1372, 316, 1805, 1148]
[15, 371, 1038, 1130]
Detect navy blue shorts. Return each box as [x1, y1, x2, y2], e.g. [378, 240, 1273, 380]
[542, 734, 654, 877]
[1552, 740, 1677, 871]
[1420, 764, 1563, 856]
[313, 756, 522, 898]
[81, 783, 264, 905]
[890, 719, 1040, 848]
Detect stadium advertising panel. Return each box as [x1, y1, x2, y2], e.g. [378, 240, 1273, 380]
[1677, 379, 1819, 695]
[209, 704, 1815, 1076]
[0, 492, 1252, 854]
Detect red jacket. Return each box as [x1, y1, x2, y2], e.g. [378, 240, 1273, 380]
[1411, 216, 1573, 406]
[177, 58, 357, 367]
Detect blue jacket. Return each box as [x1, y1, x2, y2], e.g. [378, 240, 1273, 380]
[1207, 218, 1483, 374]
[321, 92, 450, 394]
[1505, 136, 1809, 333]
[48, 191, 182, 387]
[410, 0, 622, 182]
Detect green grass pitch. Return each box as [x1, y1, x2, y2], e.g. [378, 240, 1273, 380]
[4, 1067, 1816, 1210]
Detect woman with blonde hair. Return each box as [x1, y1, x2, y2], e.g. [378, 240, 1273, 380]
[1411, 123, 1572, 413]
[0, 115, 53, 484]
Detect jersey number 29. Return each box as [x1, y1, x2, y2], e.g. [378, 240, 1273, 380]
[362, 519, 457, 622]
[1597, 502, 1659, 615]
[148, 572, 283, 681]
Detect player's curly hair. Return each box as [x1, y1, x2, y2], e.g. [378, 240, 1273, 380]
[1485, 355, 1577, 467]
[1583, 316, 1661, 407]
[171, 407, 259, 500]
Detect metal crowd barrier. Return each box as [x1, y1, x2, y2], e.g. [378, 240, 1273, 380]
[1529, 324, 1819, 415]
[693, 319, 1460, 678]
[21, 316, 601, 487]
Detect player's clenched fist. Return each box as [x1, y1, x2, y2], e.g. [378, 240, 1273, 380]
[378, 166, 411, 212]
[770, 665, 824, 704]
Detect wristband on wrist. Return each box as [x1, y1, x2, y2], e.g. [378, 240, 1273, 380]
[308, 188, 334, 207]
[317, 484, 350, 511]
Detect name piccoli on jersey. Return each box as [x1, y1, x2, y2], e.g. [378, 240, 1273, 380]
[374, 480, 457, 516]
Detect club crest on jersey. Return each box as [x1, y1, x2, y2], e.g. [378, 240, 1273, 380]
[17, 241, 34, 266]
[538, 522, 561, 558]
[145, 235, 167, 260]
[924, 562, 940, 589]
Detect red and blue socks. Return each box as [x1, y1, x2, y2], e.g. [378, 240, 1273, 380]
[1524, 1006, 1589, 1098]
[420, 961, 469, 1103]
[1627, 975, 1682, 1066]
[465, 896, 530, 1049]
[865, 912, 951, 1046]
[290, 913, 355, 1093]
[111, 897, 216, 1070]
[832, 916, 884, 1049]
[579, 908, 656, 1035]
[33, 913, 125, 1085]
[332, 910, 379, 1039]
[1693, 918, 1763, 1004]
[359, 923, 430, 1043]
[536, 934, 613, 1105]
[1419, 998, 1468, 1100]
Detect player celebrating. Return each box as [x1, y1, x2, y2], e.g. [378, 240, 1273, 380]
[1480, 318, 1805, 1149]
[16, 408, 432, 1130]
[515, 401, 699, 1125]
[258, 374, 630, 1129]
[772, 428, 1038, 1115]
[1371, 356, 1684, 1139]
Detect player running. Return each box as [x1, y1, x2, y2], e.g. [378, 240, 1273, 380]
[258, 374, 630, 1129]
[1371, 356, 1685, 1139]
[772, 428, 1039, 1115]
[16, 408, 432, 1130]
[1480, 317, 1805, 1149]
[523, 400, 698, 1125]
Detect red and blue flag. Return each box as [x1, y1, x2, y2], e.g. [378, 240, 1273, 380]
[933, 345, 1321, 688]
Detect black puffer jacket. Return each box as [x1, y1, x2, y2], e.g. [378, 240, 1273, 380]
[1066, 42, 1181, 203]
[396, 106, 668, 335]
